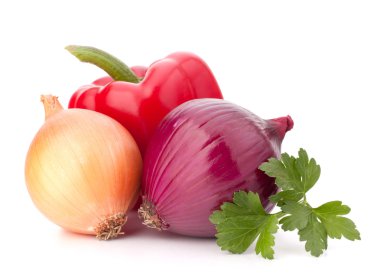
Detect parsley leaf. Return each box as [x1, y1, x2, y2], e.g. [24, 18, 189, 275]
[269, 189, 304, 206]
[258, 153, 298, 191]
[298, 213, 328, 257]
[280, 201, 312, 231]
[209, 191, 278, 259]
[211, 148, 360, 259]
[314, 201, 361, 241]
[255, 215, 278, 259]
[259, 148, 321, 195]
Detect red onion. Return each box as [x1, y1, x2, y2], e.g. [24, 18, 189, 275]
[138, 99, 293, 237]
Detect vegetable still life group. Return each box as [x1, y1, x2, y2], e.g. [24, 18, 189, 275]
[25, 45, 360, 259]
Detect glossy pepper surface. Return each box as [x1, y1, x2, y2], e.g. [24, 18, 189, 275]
[66, 46, 223, 156]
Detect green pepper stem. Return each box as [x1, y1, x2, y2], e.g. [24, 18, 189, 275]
[65, 45, 140, 83]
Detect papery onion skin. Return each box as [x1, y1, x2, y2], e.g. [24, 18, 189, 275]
[139, 99, 293, 237]
[25, 95, 142, 239]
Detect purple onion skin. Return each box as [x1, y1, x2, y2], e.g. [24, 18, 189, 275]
[141, 99, 293, 237]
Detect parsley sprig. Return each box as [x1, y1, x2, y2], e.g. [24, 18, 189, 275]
[210, 148, 360, 259]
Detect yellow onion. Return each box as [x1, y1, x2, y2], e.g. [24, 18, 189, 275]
[25, 95, 142, 239]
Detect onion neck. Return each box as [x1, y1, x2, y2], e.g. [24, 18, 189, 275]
[138, 197, 168, 231]
[268, 115, 294, 141]
[41, 95, 64, 120]
[95, 213, 127, 240]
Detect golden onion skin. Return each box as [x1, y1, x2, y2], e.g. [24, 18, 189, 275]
[25, 96, 142, 239]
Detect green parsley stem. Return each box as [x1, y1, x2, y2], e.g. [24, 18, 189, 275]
[274, 212, 286, 219]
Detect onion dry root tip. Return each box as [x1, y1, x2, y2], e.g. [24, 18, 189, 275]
[138, 197, 168, 231]
[95, 213, 127, 240]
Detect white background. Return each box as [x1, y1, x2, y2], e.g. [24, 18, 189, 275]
[0, 0, 378, 274]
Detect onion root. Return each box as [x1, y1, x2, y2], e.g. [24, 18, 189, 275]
[138, 197, 168, 231]
[95, 213, 127, 240]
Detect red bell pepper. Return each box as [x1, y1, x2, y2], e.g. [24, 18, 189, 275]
[66, 45, 223, 156]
